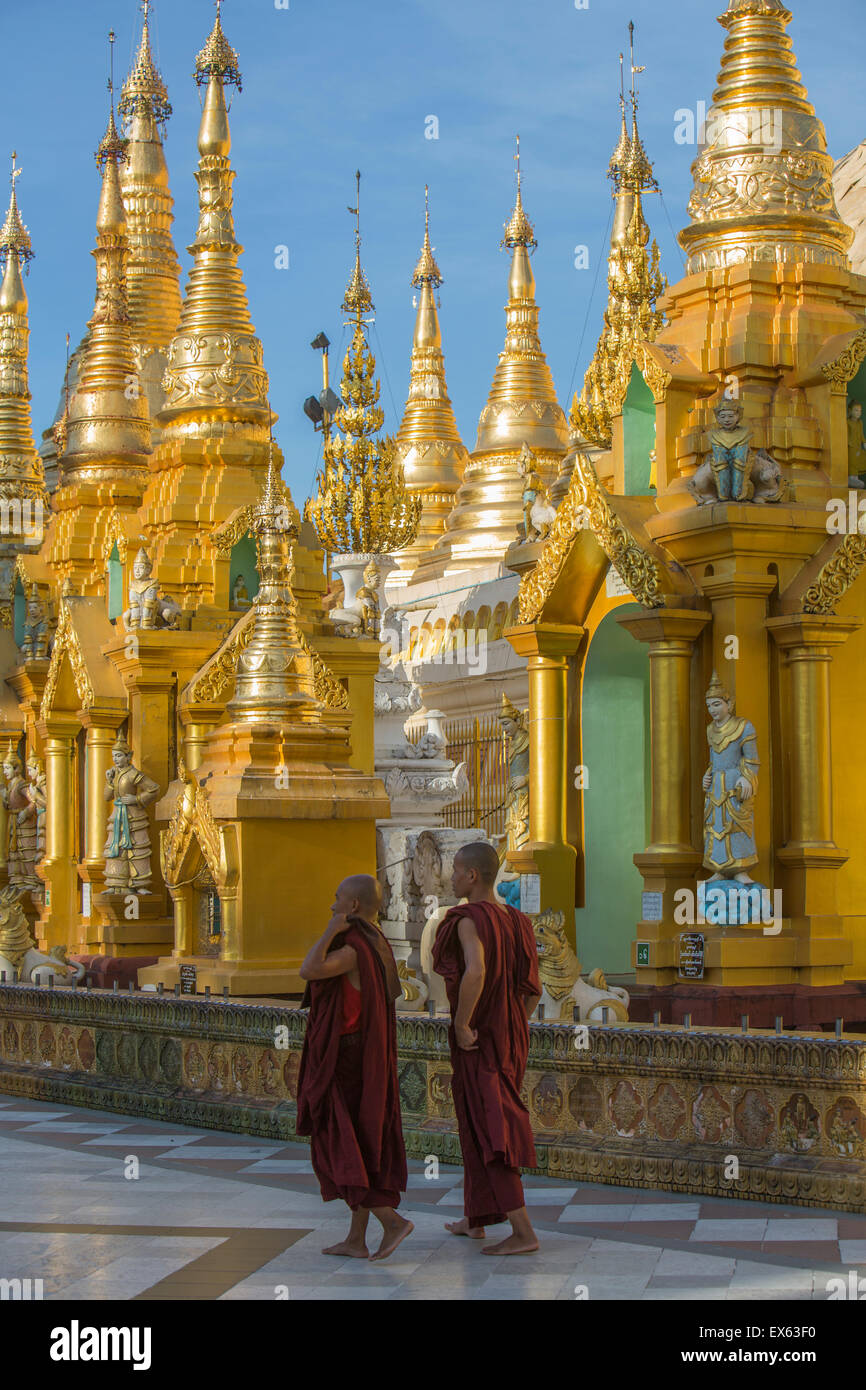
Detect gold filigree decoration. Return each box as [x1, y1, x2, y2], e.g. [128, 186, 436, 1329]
[100, 510, 130, 564]
[518, 449, 664, 622]
[39, 602, 94, 718]
[802, 535, 866, 615]
[161, 768, 223, 888]
[296, 628, 350, 711]
[211, 506, 253, 556]
[188, 611, 255, 706]
[820, 329, 866, 393]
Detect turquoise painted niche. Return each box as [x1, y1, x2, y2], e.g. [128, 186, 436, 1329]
[12, 575, 25, 646]
[622, 363, 656, 496]
[229, 535, 259, 610]
[107, 542, 123, 621]
[576, 605, 650, 976]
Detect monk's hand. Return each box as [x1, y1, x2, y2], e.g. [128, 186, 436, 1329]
[325, 913, 349, 935]
[455, 1024, 478, 1051]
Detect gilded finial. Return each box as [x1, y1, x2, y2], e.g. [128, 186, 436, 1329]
[0, 153, 33, 267]
[119, 0, 172, 128]
[96, 32, 129, 171]
[411, 185, 442, 289]
[622, 23, 659, 195]
[195, 0, 242, 90]
[342, 170, 374, 319]
[607, 55, 632, 190]
[501, 135, 537, 251]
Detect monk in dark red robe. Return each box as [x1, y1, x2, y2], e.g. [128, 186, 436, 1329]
[432, 842, 542, 1255]
[296, 874, 411, 1261]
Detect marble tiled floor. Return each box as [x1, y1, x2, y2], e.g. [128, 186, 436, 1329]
[0, 1095, 862, 1301]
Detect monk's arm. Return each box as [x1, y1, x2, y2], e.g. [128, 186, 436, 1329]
[298, 919, 358, 981]
[454, 917, 485, 1036]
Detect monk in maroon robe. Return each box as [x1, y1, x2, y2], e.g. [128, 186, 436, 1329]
[296, 874, 411, 1261]
[432, 842, 542, 1255]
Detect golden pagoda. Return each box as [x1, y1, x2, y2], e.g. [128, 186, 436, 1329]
[140, 451, 389, 996]
[389, 187, 469, 583]
[509, 0, 866, 1024]
[563, 33, 666, 497]
[430, 138, 569, 573]
[117, 0, 183, 409]
[305, 172, 420, 558]
[141, 5, 275, 612]
[0, 154, 48, 629]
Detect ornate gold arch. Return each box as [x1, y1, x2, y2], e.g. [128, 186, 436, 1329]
[40, 602, 94, 718]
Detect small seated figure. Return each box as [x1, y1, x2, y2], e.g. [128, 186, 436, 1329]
[123, 547, 181, 631]
[231, 573, 251, 610]
[20, 584, 50, 660]
[518, 444, 556, 542]
[848, 401, 866, 486]
[688, 400, 788, 506]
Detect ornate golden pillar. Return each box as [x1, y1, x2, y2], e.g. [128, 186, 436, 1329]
[618, 608, 710, 982]
[506, 622, 584, 931]
[35, 715, 79, 952]
[79, 713, 126, 923]
[767, 614, 859, 983]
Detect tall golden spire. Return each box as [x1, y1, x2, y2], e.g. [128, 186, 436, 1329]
[158, 4, 270, 438]
[680, 0, 852, 272]
[60, 46, 151, 478]
[0, 153, 47, 515]
[118, 0, 182, 357]
[432, 139, 568, 571]
[391, 187, 469, 582]
[569, 30, 666, 457]
[306, 172, 420, 556]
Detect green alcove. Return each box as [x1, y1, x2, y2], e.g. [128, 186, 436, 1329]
[229, 535, 259, 609]
[622, 363, 656, 495]
[12, 576, 24, 646]
[576, 605, 650, 976]
[107, 543, 123, 621]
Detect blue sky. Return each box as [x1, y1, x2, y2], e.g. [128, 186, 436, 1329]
[1, 0, 863, 502]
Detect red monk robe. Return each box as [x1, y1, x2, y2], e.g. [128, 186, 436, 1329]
[296, 917, 408, 1210]
[432, 899, 541, 1226]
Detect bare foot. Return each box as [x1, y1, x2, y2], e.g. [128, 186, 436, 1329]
[322, 1239, 369, 1258]
[445, 1217, 486, 1239]
[369, 1217, 414, 1262]
[482, 1233, 539, 1256]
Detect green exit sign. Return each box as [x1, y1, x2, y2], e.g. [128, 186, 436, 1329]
[636, 942, 650, 966]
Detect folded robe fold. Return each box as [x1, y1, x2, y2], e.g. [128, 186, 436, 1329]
[432, 900, 541, 1225]
[296, 917, 407, 1210]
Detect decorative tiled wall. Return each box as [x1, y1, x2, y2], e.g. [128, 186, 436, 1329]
[1, 986, 864, 1210]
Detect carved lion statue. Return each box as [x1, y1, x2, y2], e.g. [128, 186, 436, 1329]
[533, 909, 629, 1023]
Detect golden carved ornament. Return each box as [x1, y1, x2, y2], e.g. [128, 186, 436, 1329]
[820, 329, 866, 394]
[518, 448, 664, 621]
[295, 628, 350, 711]
[39, 602, 94, 718]
[802, 535, 866, 615]
[189, 612, 255, 706]
[211, 506, 254, 556]
[101, 512, 130, 564]
[161, 763, 223, 888]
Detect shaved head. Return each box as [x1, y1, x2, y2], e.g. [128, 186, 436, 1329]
[454, 842, 499, 885]
[336, 874, 382, 918]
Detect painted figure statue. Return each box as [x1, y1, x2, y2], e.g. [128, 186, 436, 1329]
[102, 733, 161, 894]
[25, 753, 46, 874]
[498, 692, 530, 857]
[231, 574, 251, 610]
[688, 400, 788, 506]
[356, 558, 381, 638]
[1, 745, 37, 890]
[21, 584, 50, 660]
[123, 547, 182, 631]
[518, 444, 556, 542]
[701, 672, 759, 883]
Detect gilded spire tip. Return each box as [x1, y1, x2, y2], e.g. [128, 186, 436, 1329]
[119, 0, 172, 126]
[0, 154, 33, 266]
[411, 185, 442, 288]
[195, 0, 242, 90]
[501, 135, 537, 251]
[342, 170, 374, 318]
